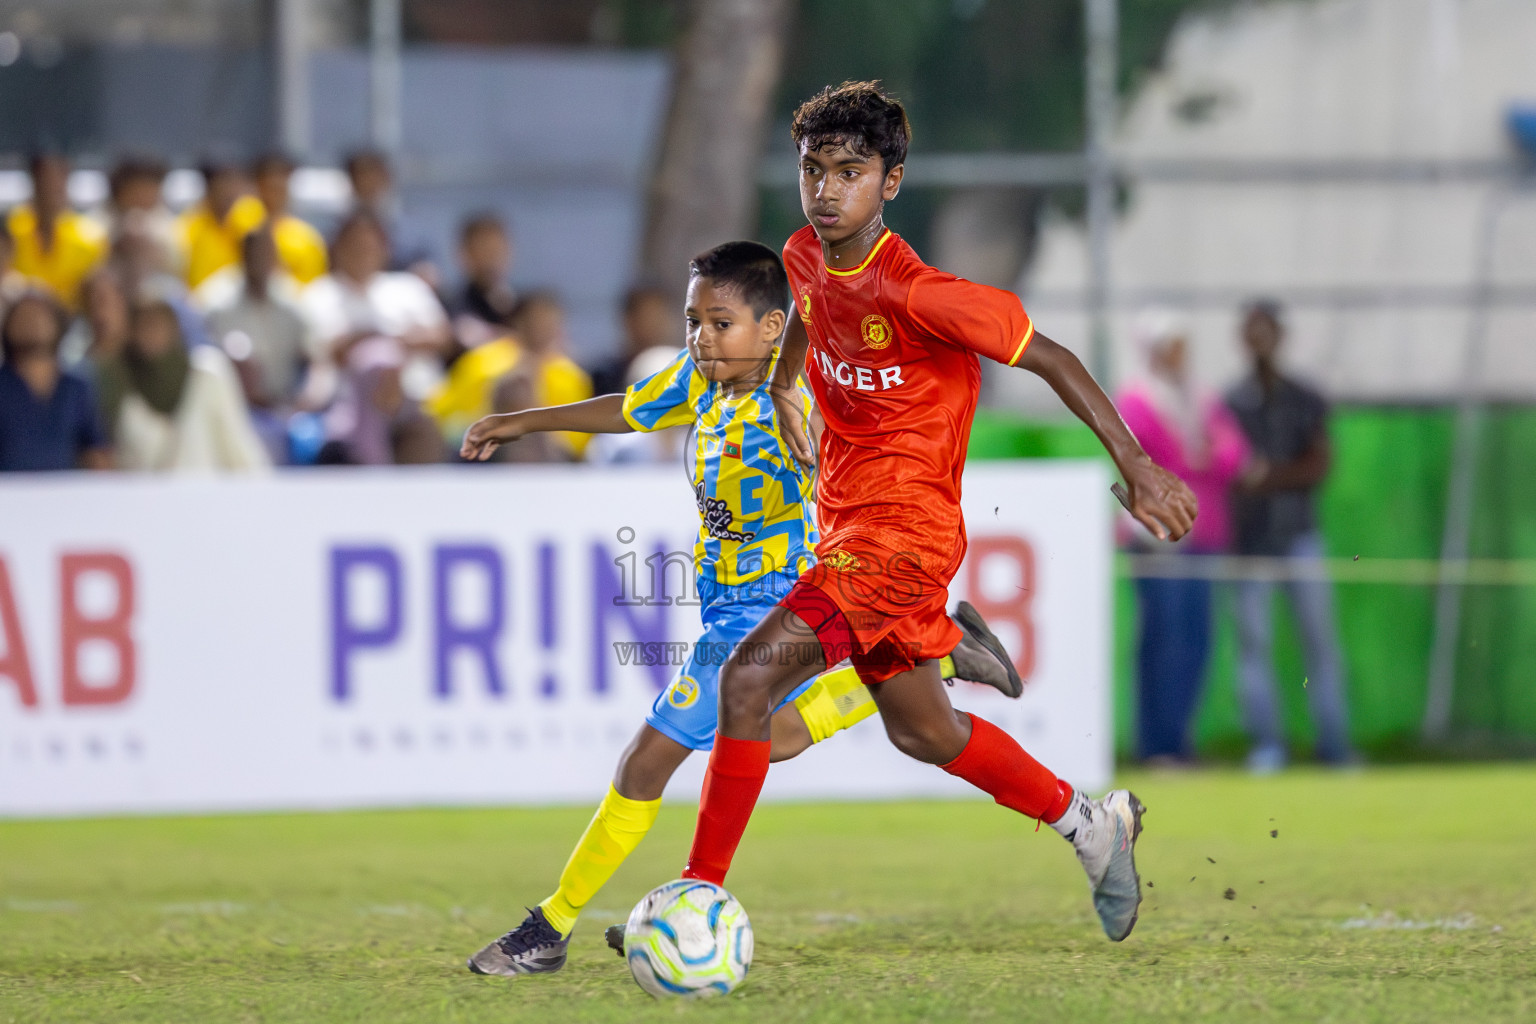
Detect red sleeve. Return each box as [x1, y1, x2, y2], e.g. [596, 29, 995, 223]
[904, 271, 1035, 366]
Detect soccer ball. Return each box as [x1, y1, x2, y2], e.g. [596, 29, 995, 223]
[623, 879, 753, 998]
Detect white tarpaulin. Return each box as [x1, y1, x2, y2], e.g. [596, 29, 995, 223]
[0, 462, 1110, 817]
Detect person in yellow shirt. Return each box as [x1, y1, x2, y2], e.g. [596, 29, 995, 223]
[252, 152, 327, 285]
[427, 291, 593, 458]
[7, 153, 108, 309]
[176, 157, 265, 290]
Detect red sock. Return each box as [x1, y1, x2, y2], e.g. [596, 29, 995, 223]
[681, 734, 771, 884]
[941, 713, 1073, 822]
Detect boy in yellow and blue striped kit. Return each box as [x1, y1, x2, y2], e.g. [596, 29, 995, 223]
[459, 241, 1021, 979]
[621, 318, 832, 751]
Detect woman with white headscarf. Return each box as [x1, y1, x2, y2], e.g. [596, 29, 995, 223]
[1117, 310, 1250, 765]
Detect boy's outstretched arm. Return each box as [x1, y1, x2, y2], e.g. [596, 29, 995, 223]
[768, 314, 815, 466]
[460, 393, 633, 461]
[1016, 333, 1198, 542]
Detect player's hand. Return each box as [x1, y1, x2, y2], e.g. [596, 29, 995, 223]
[460, 413, 526, 462]
[771, 386, 816, 468]
[1119, 458, 1197, 542]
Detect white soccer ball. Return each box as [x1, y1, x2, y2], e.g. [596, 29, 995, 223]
[623, 879, 753, 998]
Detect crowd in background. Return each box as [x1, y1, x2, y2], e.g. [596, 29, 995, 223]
[0, 150, 685, 473]
[1116, 302, 1356, 773]
[0, 147, 1355, 769]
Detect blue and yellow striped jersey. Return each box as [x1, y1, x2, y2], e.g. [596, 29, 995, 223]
[622, 348, 817, 587]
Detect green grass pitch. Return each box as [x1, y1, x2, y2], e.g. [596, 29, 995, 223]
[3, 766, 1534, 1023]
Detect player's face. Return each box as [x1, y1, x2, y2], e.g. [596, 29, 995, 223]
[685, 278, 785, 385]
[798, 142, 903, 245]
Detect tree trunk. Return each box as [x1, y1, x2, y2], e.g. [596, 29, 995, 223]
[638, 0, 794, 294]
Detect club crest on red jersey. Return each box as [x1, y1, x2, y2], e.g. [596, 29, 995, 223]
[799, 291, 813, 324]
[821, 549, 861, 571]
[861, 313, 893, 350]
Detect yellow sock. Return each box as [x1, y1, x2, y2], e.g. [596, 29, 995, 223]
[793, 665, 878, 744]
[537, 785, 660, 936]
[939, 654, 956, 678]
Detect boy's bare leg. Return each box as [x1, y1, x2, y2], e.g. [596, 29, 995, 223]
[868, 651, 1147, 943]
[685, 603, 1147, 938]
[612, 723, 693, 801]
[679, 608, 824, 882]
[863, 660, 970, 763]
[718, 605, 828, 739]
[468, 724, 690, 977]
[769, 706, 814, 762]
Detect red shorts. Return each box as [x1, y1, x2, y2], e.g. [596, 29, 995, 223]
[781, 536, 962, 685]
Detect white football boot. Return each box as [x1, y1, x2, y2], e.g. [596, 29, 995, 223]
[1064, 789, 1146, 941]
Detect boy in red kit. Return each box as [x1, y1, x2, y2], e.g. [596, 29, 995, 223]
[671, 82, 1198, 943]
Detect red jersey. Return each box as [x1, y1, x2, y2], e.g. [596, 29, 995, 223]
[782, 225, 1035, 582]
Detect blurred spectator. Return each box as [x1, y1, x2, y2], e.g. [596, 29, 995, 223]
[111, 225, 212, 353]
[424, 332, 522, 447]
[450, 212, 517, 329]
[316, 337, 440, 466]
[96, 296, 269, 472]
[205, 227, 309, 463]
[252, 152, 328, 285]
[343, 149, 434, 273]
[7, 153, 109, 309]
[58, 269, 130, 370]
[587, 283, 676, 397]
[177, 156, 265, 290]
[0, 292, 110, 472]
[1227, 300, 1356, 771]
[392, 414, 447, 464]
[507, 291, 593, 442]
[106, 154, 176, 264]
[299, 210, 450, 409]
[426, 290, 591, 460]
[0, 219, 28, 307]
[205, 228, 308, 408]
[430, 290, 589, 463]
[1118, 310, 1250, 764]
[484, 369, 561, 463]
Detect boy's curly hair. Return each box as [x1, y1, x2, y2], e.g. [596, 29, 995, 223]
[790, 80, 911, 174]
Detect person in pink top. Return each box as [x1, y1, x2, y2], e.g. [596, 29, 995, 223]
[1117, 311, 1250, 763]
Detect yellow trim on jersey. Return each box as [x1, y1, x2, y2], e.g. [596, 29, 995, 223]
[1006, 321, 1037, 366]
[824, 229, 893, 277]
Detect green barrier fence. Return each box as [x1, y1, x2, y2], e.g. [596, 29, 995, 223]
[968, 406, 1536, 759]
